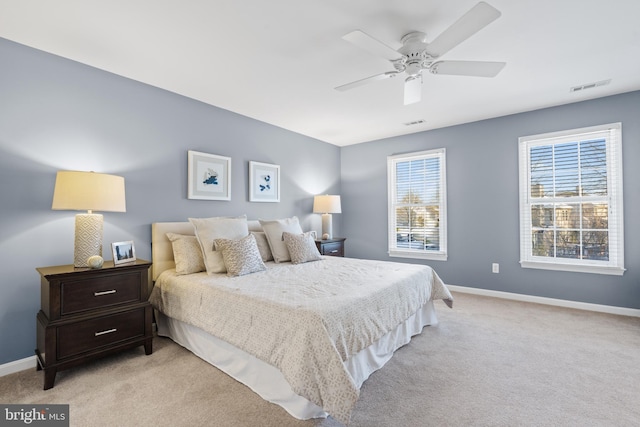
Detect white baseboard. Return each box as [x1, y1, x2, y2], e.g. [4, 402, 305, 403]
[0, 355, 37, 378]
[447, 284, 640, 318]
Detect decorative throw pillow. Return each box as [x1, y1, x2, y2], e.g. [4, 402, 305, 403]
[214, 234, 266, 277]
[166, 233, 206, 275]
[283, 231, 323, 264]
[251, 231, 274, 262]
[189, 216, 249, 274]
[259, 217, 304, 263]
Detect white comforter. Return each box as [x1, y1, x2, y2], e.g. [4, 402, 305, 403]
[149, 256, 452, 424]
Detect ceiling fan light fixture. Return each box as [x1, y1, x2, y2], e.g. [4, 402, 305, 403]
[404, 75, 423, 105]
[405, 62, 423, 76]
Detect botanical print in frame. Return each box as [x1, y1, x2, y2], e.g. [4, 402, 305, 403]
[249, 161, 280, 202]
[188, 150, 231, 201]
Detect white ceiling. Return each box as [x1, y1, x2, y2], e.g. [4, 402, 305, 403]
[1, 0, 639, 146]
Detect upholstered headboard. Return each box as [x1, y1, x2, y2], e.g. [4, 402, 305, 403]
[151, 220, 263, 281]
[151, 222, 194, 281]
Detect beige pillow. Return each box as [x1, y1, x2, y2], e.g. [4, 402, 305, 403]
[214, 234, 266, 277]
[189, 216, 249, 274]
[247, 220, 262, 232]
[166, 233, 206, 275]
[283, 231, 323, 264]
[251, 231, 274, 262]
[259, 217, 304, 263]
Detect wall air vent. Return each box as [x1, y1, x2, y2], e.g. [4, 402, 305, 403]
[403, 119, 426, 126]
[570, 79, 611, 93]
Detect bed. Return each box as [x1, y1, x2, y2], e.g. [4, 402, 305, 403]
[149, 219, 453, 424]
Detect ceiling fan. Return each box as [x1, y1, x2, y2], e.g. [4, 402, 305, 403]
[335, 1, 506, 105]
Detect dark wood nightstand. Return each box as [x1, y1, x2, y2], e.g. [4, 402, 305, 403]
[315, 237, 346, 257]
[35, 259, 153, 390]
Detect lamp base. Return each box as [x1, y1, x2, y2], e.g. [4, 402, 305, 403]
[321, 213, 333, 240]
[74, 213, 103, 268]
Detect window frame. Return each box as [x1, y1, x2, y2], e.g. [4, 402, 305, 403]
[387, 148, 447, 261]
[518, 123, 624, 275]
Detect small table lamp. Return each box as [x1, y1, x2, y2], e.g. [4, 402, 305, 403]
[313, 195, 341, 239]
[52, 171, 126, 267]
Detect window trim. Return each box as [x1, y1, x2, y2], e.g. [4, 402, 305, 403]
[518, 123, 625, 276]
[387, 148, 448, 261]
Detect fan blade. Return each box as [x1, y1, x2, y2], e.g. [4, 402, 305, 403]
[425, 2, 501, 58]
[342, 30, 403, 61]
[404, 75, 422, 105]
[430, 60, 505, 77]
[335, 71, 399, 92]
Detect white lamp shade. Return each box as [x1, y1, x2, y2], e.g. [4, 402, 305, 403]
[52, 171, 126, 267]
[313, 195, 341, 214]
[313, 195, 341, 239]
[52, 171, 126, 213]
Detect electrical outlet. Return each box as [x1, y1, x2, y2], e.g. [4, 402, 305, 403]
[492, 263, 499, 273]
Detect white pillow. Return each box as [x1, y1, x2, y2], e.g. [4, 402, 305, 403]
[189, 216, 249, 274]
[166, 233, 206, 275]
[214, 234, 266, 277]
[283, 231, 322, 264]
[259, 217, 304, 263]
[251, 231, 274, 262]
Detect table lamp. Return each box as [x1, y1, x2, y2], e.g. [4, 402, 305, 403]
[313, 195, 341, 239]
[52, 171, 126, 267]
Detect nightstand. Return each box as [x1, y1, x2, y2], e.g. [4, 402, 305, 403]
[35, 259, 153, 390]
[315, 237, 346, 257]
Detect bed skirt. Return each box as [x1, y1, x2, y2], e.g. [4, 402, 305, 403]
[156, 300, 438, 420]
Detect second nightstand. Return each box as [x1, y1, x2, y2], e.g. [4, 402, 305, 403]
[315, 237, 346, 257]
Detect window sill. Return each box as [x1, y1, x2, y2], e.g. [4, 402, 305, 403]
[389, 250, 447, 261]
[520, 260, 625, 276]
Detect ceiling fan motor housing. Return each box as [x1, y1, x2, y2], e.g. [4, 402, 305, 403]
[397, 31, 435, 75]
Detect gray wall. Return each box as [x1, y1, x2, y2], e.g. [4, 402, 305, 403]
[0, 38, 341, 364]
[342, 91, 640, 309]
[1, 34, 639, 366]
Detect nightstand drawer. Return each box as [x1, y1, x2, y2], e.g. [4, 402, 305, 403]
[321, 242, 344, 257]
[61, 272, 141, 316]
[57, 308, 145, 360]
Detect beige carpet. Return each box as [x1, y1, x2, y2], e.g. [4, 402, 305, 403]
[2, 292, 639, 427]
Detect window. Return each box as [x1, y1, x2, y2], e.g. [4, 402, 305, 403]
[388, 149, 447, 260]
[518, 123, 624, 275]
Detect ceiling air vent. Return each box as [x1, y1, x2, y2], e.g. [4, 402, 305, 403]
[570, 79, 611, 93]
[403, 119, 426, 126]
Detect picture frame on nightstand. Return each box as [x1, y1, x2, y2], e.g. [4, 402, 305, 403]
[112, 240, 136, 265]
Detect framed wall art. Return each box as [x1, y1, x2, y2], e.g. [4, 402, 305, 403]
[112, 240, 136, 265]
[188, 150, 231, 201]
[249, 161, 280, 202]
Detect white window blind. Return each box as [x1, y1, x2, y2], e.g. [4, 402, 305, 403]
[518, 123, 624, 275]
[388, 149, 447, 260]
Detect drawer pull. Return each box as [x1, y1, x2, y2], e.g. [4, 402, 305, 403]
[94, 290, 117, 297]
[330, 250, 339, 253]
[95, 328, 117, 337]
